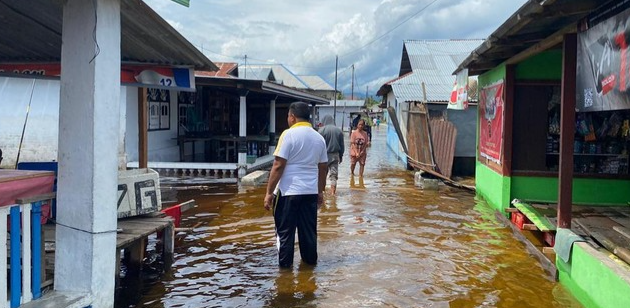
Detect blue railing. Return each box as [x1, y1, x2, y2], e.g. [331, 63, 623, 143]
[1, 194, 51, 308]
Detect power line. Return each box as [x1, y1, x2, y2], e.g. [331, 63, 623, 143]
[340, 0, 440, 58]
[194, 43, 337, 70]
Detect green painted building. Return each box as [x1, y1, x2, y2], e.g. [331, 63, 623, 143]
[456, 1, 630, 307]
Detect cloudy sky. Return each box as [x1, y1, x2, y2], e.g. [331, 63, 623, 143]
[146, 0, 527, 98]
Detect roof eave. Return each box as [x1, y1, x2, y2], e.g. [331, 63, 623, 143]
[261, 81, 330, 105]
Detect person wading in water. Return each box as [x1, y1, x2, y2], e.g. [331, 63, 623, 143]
[349, 119, 369, 177]
[318, 115, 344, 195]
[263, 102, 328, 268]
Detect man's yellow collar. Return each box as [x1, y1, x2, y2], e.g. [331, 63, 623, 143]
[290, 121, 312, 129]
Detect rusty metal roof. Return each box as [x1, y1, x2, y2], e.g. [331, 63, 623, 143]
[0, 0, 217, 70]
[455, 0, 604, 75]
[196, 62, 238, 78]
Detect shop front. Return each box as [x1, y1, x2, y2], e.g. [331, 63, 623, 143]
[457, 1, 630, 307]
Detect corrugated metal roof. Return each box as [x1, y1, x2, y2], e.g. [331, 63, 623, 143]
[298, 75, 334, 91]
[0, 0, 217, 70]
[237, 67, 275, 81]
[320, 99, 365, 108]
[195, 76, 329, 105]
[400, 39, 484, 76]
[244, 64, 308, 89]
[388, 72, 452, 103]
[382, 40, 482, 103]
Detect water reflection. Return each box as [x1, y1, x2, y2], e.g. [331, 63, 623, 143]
[266, 264, 317, 307]
[116, 128, 583, 308]
[349, 175, 365, 189]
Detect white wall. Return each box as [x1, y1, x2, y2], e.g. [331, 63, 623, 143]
[316, 106, 361, 132]
[0, 76, 128, 169]
[124, 88, 180, 162]
[0, 77, 59, 167]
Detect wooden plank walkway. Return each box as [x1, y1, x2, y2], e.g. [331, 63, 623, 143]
[42, 215, 174, 285]
[506, 201, 630, 265]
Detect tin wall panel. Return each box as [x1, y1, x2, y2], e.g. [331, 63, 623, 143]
[406, 104, 434, 172]
[429, 119, 457, 178]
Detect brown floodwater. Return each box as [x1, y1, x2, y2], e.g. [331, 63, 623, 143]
[116, 127, 583, 308]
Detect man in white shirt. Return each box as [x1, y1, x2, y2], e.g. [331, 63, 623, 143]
[264, 102, 328, 268]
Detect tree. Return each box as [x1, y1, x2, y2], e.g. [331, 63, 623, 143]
[365, 95, 381, 108]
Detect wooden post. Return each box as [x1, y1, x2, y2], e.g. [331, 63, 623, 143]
[126, 238, 146, 276]
[163, 221, 174, 268]
[503, 65, 515, 176]
[138, 87, 148, 169]
[115, 248, 122, 287]
[558, 33, 577, 229]
[269, 97, 277, 154]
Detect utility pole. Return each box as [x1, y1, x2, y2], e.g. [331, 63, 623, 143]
[351, 64, 355, 100]
[334, 55, 338, 124]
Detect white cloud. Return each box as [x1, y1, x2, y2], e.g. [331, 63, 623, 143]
[145, 0, 527, 97]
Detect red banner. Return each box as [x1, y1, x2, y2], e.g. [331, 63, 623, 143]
[479, 80, 504, 164]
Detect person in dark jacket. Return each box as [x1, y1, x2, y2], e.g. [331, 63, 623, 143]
[318, 115, 344, 195]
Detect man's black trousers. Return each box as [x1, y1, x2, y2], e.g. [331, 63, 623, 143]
[273, 193, 318, 268]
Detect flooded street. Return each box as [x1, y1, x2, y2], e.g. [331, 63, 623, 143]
[117, 127, 582, 308]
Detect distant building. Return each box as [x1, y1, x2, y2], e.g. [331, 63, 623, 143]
[299, 75, 336, 100]
[316, 99, 366, 131]
[377, 39, 483, 176]
[196, 62, 239, 78]
[240, 64, 335, 99]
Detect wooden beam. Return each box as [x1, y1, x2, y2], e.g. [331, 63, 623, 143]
[163, 220, 174, 268]
[557, 33, 577, 229]
[138, 87, 148, 169]
[125, 238, 146, 276]
[506, 23, 576, 66]
[16, 192, 56, 204]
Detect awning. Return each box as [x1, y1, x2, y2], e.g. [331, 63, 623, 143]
[195, 76, 330, 105]
[454, 0, 601, 76]
[0, 0, 217, 71]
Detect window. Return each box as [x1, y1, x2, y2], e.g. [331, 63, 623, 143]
[147, 88, 170, 131]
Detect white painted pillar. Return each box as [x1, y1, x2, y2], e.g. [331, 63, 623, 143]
[56, 1, 120, 307]
[311, 103, 316, 126]
[269, 98, 276, 153]
[238, 91, 248, 178]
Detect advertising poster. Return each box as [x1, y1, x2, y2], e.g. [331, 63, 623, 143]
[479, 80, 504, 164]
[577, 5, 630, 111]
[448, 68, 469, 110]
